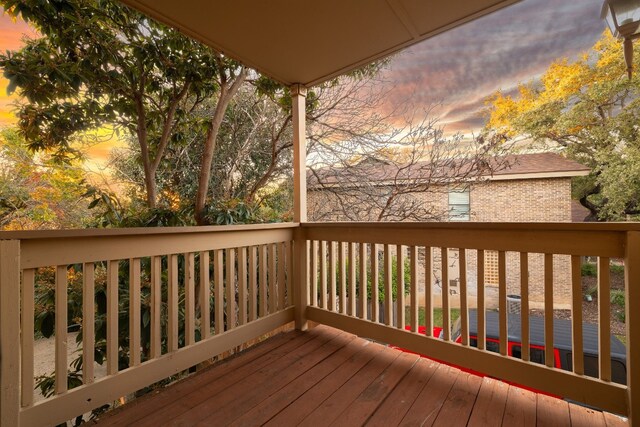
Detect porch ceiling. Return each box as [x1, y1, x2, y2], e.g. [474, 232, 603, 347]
[118, 0, 520, 87]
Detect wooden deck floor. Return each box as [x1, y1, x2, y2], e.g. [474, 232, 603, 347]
[95, 325, 628, 427]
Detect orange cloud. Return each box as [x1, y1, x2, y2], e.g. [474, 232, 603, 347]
[0, 11, 124, 174]
[0, 10, 38, 125]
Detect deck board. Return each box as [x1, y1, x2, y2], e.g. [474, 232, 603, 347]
[467, 377, 509, 427]
[502, 384, 537, 427]
[168, 327, 344, 426]
[95, 325, 628, 427]
[264, 337, 384, 426]
[569, 403, 606, 427]
[229, 335, 370, 426]
[537, 393, 571, 427]
[366, 358, 439, 426]
[298, 345, 400, 426]
[433, 370, 483, 427]
[331, 351, 419, 427]
[103, 330, 304, 427]
[399, 363, 460, 426]
[195, 330, 354, 425]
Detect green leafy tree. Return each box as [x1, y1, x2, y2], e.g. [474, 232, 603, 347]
[110, 83, 294, 224]
[484, 31, 640, 220]
[0, 0, 247, 222]
[0, 128, 92, 229]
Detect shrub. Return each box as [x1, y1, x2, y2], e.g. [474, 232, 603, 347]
[325, 252, 411, 304]
[611, 289, 625, 308]
[581, 263, 597, 277]
[610, 263, 625, 275]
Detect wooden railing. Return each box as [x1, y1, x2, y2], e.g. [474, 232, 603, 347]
[0, 223, 296, 426]
[300, 222, 640, 420]
[1, 222, 639, 425]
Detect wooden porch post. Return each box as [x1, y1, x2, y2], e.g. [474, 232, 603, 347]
[626, 231, 640, 425]
[0, 240, 21, 426]
[292, 84, 307, 223]
[292, 84, 308, 330]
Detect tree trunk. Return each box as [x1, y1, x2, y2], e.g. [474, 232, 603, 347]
[145, 173, 157, 209]
[195, 68, 248, 225]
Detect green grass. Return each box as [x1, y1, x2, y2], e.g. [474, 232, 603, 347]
[405, 307, 461, 328]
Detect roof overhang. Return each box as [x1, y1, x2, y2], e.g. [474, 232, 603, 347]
[308, 169, 591, 190]
[118, 0, 520, 87]
[488, 170, 591, 181]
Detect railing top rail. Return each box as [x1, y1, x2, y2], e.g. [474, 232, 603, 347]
[301, 221, 640, 233]
[0, 222, 298, 241]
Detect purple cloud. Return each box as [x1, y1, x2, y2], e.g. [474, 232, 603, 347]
[380, 0, 607, 134]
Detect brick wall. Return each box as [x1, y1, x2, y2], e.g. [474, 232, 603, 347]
[470, 178, 571, 222]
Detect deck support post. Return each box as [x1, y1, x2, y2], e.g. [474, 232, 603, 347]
[626, 231, 640, 425]
[291, 84, 308, 330]
[291, 84, 307, 223]
[0, 240, 21, 426]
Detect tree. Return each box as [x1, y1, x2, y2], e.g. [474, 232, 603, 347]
[108, 65, 389, 226]
[0, 128, 92, 229]
[108, 82, 293, 224]
[484, 31, 640, 220]
[0, 0, 246, 221]
[307, 88, 510, 222]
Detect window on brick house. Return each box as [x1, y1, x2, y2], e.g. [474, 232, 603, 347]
[448, 187, 470, 221]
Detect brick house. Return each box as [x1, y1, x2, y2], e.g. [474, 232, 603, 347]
[308, 152, 590, 305]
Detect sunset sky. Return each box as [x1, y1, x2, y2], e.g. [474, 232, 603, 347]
[0, 0, 609, 166]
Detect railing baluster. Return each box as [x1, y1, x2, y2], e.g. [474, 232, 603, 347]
[460, 249, 468, 346]
[384, 244, 392, 326]
[185, 252, 196, 345]
[442, 248, 450, 341]
[83, 263, 96, 381]
[397, 245, 405, 329]
[287, 240, 294, 307]
[106, 260, 118, 375]
[129, 259, 140, 366]
[150, 256, 162, 358]
[269, 244, 277, 313]
[425, 246, 433, 337]
[359, 243, 367, 319]
[320, 241, 327, 309]
[168, 254, 179, 352]
[348, 242, 356, 317]
[477, 250, 485, 350]
[21, 268, 35, 406]
[249, 246, 258, 321]
[200, 251, 211, 339]
[260, 245, 268, 317]
[237, 247, 247, 325]
[278, 242, 286, 311]
[339, 242, 347, 315]
[521, 253, 530, 362]
[214, 250, 224, 334]
[329, 242, 336, 312]
[498, 251, 507, 356]
[371, 244, 379, 323]
[598, 256, 611, 382]
[570, 255, 582, 373]
[310, 240, 318, 307]
[226, 248, 236, 329]
[55, 265, 68, 394]
[544, 253, 554, 368]
[410, 246, 418, 333]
